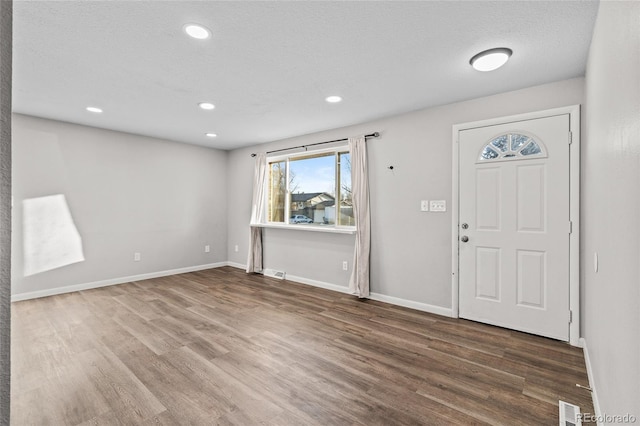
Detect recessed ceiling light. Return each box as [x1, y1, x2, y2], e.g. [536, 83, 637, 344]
[470, 48, 512, 72]
[86, 106, 103, 113]
[183, 24, 211, 40]
[198, 102, 215, 110]
[205, 133, 217, 138]
[325, 96, 342, 103]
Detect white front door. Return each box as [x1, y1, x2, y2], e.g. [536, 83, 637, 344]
[458, 114, 570, 341]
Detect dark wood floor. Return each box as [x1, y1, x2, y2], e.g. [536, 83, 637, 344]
[11, 266, 594, 425]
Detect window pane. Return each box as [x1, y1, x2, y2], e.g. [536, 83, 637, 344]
[268, 161, 286, 222]
[480, 146, 499, 160]
[490, 135, 508, 152]
[288, 153, 336, 225]
[511, 133, 530, 151]
[338, 152, 354, 226]
[521, 141, 542, 156]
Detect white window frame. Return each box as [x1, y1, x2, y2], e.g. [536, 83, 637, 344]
[261, 145, 356, 235]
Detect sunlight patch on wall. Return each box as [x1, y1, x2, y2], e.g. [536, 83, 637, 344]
[23, 194, 85, 276]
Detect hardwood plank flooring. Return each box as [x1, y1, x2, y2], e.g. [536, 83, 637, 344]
[11, 267, 594, 425]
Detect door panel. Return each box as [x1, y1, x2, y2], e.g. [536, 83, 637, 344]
[459, 114, 570, 341]
[516, 249, 546, 308]
[516, 164, 546, 232]
[476, 168, 501, 230]
[475, 247, 501, 301]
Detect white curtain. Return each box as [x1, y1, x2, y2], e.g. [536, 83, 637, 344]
[246, 153, 267, 273]
[348, 136, 371, 298]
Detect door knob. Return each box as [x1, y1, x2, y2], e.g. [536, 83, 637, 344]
[461, 236, 469, 243]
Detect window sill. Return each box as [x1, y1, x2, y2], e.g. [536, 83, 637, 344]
[255, 223, 356, 235]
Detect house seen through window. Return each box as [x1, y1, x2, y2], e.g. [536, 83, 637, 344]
[267, 149, 354, 227]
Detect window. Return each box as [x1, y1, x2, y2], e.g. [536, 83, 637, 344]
[266, 147, 354, 228]
[478, 133, 546, 162]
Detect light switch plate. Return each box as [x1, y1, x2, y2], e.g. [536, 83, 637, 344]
[420, 200, 429, 211]
[430, 200, 446, 212]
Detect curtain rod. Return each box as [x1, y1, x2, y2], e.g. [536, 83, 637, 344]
[250, 132, 380, 157]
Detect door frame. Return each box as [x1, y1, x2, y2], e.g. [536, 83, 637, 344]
[451, 105, 581, 346]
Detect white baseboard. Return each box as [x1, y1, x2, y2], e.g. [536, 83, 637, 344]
[226, 261, 247, 270]
[13, 260, 453, 319]
[580, 337, 602, 423]
[285, 274, 351, 295]
[369, 292, 453, 317]
[272, 271, 453, 318]
[11, 262, 228, 302]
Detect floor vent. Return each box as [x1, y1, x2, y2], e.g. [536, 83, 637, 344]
[263, 269, 286, 280]
[559, 400, 582, 426]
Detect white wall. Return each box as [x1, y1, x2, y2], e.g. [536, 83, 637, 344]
[0, 1, 12, 423]
[582, 1, 640, 419]
[11, 114, 228, 297]
[227, 78, 584, 311]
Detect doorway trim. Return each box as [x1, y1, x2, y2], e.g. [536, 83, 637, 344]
[451, 105, 581, 346]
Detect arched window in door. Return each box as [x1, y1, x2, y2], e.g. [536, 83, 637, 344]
[478, 133, 547, 162]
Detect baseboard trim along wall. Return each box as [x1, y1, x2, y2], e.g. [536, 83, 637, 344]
[368, 292, 454, 318]
[579, 337, 602, 424]
[285, 273, 352, 295]
[226, 261, 248, 270]
[11, 262, 228, 302]
[226, 263, 454, 318]
[13, 260, 455, 319]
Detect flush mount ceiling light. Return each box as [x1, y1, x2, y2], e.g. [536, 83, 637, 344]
[183, 24, 211, 40]
[205, 133, 217, 138]
[198, 102, 215, 110]
[470, 47, 513, 72]
[325, 95, 342, 103]
[86, 106, 103, 113]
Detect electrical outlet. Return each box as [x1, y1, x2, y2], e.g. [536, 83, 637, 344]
[342, 261, 348, 271]
[430, 200, 446, 212]
[205, 245, 210, 253]
[134, 252, 141, 262]
[234, 245, 239, 252]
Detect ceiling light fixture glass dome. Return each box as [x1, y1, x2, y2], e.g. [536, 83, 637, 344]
[470, 48, 513, 72]
[183, 24, 211, 40]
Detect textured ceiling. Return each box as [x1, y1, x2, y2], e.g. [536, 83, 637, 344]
[12, 1, 599, 150]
